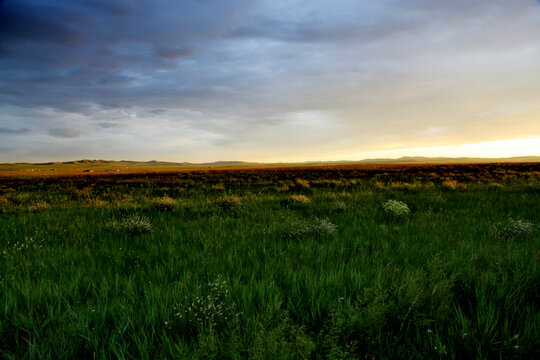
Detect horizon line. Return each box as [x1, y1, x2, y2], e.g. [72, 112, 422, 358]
[2, 154, 540, 166]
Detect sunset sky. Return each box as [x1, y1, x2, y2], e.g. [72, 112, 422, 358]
[1, 0, 539, 163]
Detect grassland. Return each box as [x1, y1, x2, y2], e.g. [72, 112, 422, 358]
[0, 163, 539, 359]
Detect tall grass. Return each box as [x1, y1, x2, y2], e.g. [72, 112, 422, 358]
[0, 164, 539, 359]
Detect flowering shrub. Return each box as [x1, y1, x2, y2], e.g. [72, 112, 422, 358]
[289, 194, 311, 205]
[332, 200, 347, 212]
[150, 196, 177, 211]
[490, 218, 536, 239]
[215, 195, 243, 214]
[0, 196, 12, 213]
[295, 178, 311, 189]
[110, 214, 152, 235]
[173, 277, 237, 330]
[2, 234, 43, 257]
[85, 198, 109, 208]
[274, 182, 291, 192]
[27, 200, 50, 212]
[282, 216, 337, 239]
[313, 218, 338, 235]
[382, 200, 410, 217]
[442, 180, 465, 190]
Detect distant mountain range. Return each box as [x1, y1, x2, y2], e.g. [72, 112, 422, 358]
[31, 159, 263, 167]
[326, 156, 540, 164]
[2, 156, 539, 167]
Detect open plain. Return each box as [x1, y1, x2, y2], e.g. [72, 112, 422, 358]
[0, 162, 539, 359]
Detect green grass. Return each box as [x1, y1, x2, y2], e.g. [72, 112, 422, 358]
[0, 166, 539, 359]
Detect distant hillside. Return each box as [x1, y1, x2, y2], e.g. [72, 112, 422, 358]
[41, 159, 259, 166]
[2, 156, 539, 169]
[294, 156, 540, 165]
[199, 161, 261, 166]
[354, 156, 540, 164]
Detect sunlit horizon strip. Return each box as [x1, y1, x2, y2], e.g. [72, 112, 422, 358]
[266, 137, 540, 164]
[2, 137, 539, 165]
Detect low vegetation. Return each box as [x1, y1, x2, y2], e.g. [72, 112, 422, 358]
[0, 163, 538, 359]
[381, 199, 411, 218]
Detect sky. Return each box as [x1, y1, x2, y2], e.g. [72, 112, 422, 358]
[1, 0, 539, 163]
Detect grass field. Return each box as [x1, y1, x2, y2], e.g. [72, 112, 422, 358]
[1, 163, 539, 359]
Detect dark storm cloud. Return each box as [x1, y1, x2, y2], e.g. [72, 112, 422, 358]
[0, 0, 254, 113]
[0, 127, 30, 134]
[0, 0, 439, 113]
[0, 0, 84, 45]
[0, 0, 520, 114]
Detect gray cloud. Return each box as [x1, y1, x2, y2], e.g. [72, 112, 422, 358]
[148, 109, 167, 116]
[0, 0, 256, 112]
[0, 127, 30, 134]
[1, 0, 539, 162]
[97, 122, 121, 128]
[154, 47, 193, 60]
[48, 127, 83, 138]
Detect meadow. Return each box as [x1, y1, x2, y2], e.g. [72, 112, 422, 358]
[0, 163, 539, 359]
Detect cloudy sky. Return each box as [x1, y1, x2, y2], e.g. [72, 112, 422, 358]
[1, 0, 539, 162]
